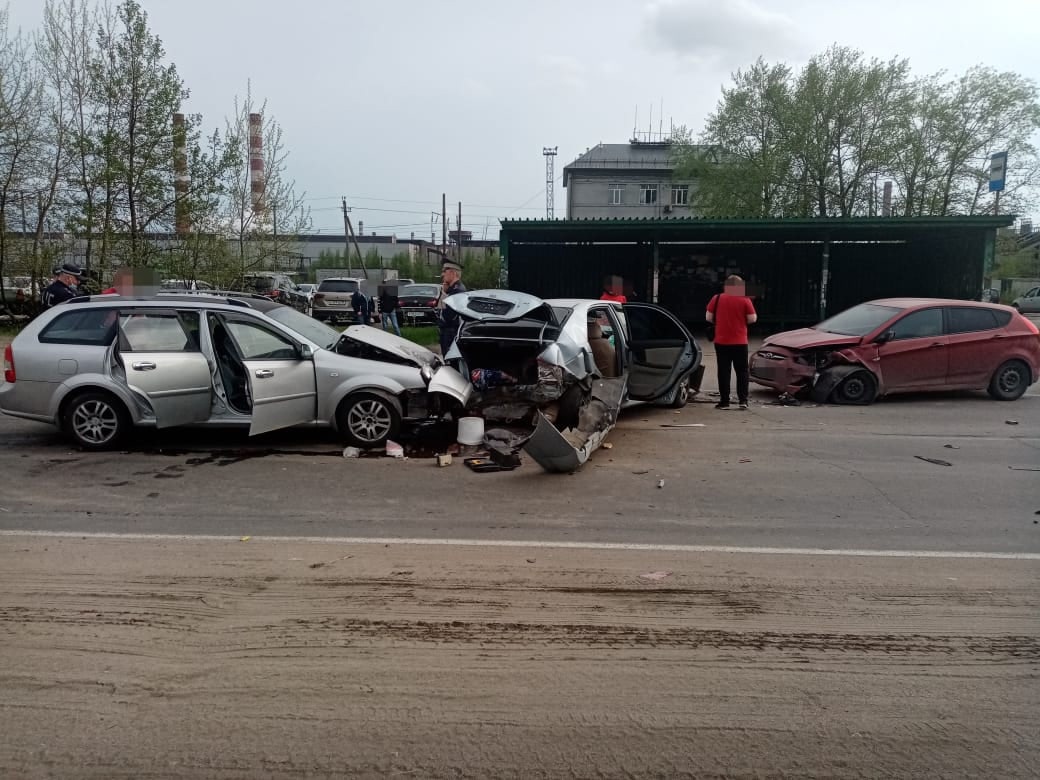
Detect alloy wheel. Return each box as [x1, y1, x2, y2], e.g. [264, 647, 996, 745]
[71, 399, 120, 445]
[347, 399, 393, 443]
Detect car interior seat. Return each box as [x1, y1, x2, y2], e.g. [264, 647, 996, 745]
[588, 321, 617, 377]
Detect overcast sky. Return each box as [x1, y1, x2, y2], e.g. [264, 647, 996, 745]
[8, 0, 1040, 238]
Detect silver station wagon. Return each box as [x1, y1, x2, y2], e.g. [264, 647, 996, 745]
[1, 294, 470, 449]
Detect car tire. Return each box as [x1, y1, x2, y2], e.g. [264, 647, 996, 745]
[337, 391, 403, 448]
[987, 359, 1030, 401]
[667, 375, 691, 409]
[62, 390, 130, 450]
[832, 370, 878, 405]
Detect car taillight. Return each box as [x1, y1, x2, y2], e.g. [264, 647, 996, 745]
[314, 293, 325, 301]
[3, 344, 14, 383]
[427, 299, 437, 307]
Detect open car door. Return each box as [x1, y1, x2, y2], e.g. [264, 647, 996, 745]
[117, 309, 212, 428]
[216, 315, 317, 436]
[621, 303, 698, 401]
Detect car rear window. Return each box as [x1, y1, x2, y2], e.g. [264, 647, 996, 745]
[947, 306, 999, 333]
[401, 285, 440, 298]
[242, 277, 275, 292]
[39, 308, 118, 345]
[318, 280, 360, 293]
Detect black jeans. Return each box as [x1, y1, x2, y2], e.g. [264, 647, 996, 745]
[715, 343, 749, 405]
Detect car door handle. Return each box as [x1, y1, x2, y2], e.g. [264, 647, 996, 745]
[929, 342, 944, 347]
[131, 361, 157, 371]
[255, 369, 274, 379]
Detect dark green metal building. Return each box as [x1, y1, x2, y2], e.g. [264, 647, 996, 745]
[498, 216, 1013, 328]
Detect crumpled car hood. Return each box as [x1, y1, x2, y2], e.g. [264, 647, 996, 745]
[338, 324, 439, 366]
[763, 327, 864, 350]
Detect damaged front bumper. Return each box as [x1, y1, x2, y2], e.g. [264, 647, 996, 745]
[749, 348, 818, 396]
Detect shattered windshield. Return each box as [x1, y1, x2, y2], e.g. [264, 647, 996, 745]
[266, 306, 340, 349]
[815, 303, 901, 336]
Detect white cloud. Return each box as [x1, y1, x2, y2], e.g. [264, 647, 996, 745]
[536, 54, 588, 91]
[644, 0, 806, 67]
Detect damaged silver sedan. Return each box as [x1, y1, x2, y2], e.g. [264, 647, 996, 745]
[444, 290, 700, 472]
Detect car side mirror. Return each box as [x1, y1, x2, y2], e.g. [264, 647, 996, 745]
[874, 330, 895, 345]
[299, 344, 314, 360]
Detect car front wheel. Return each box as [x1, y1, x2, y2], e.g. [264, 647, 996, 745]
[62, 390, 130, 450]
[832, 370, 878, 405]
[988, 360, 1030, 401]
[336, 391, 403, 447]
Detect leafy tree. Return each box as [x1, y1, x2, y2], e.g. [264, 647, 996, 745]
[676, 47, 1040, 218]
[89, 0, 188, 266]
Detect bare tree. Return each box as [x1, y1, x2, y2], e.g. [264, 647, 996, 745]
[0, 8, 44, 298]
[222, 85, 310, 279]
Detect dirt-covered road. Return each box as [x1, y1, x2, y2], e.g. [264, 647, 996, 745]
[1, 535, 1037, 778]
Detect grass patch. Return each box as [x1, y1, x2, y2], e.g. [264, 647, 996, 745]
[400, 325, 439, 346]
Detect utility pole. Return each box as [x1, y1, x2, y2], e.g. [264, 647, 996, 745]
[457, 201, 462, 261]
[441, 193, 447, 259]
[341, 199, 367, 274]
[543, 146, 558, 219]
[342, 198, 353, 274]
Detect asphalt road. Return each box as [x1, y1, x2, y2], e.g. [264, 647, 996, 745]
[1, 382, 1037, 551]
[1, 371, 1038, 778]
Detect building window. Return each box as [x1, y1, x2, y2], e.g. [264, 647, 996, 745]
[608, 184, 623, 205]
[639, 185, 658, 205]
[671, 185, 689, 206]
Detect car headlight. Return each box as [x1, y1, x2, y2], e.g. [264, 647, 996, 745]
[420, 364, 434, 385]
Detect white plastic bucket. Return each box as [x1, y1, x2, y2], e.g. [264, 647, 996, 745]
[457, 416, 485, 446]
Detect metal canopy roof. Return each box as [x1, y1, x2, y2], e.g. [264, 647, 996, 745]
[500, 215, 1014, 243]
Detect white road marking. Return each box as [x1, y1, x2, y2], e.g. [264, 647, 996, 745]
[1, 530, 1038, 560]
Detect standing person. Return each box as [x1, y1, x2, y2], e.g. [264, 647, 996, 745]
[41, 263, 84, 310]
[599, 274, 627, 303]
[437, 259, 466, 357]
[705, 274, 757, 410]
[379, 284, 402, 337]
[350, 286, 370, 325]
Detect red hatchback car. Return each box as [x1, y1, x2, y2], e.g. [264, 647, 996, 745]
[750, 298, 1040, 404]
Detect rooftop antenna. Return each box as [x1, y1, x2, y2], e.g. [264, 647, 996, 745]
[648, 104, 653, 141]
[659, 98, 663, 140]
[633, 105, 639, 141]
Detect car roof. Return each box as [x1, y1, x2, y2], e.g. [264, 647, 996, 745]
[58, 294, 283, 313]
[867, 297, 1016, 311]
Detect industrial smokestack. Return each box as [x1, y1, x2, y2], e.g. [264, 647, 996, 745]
[172, 113, 189, 235]
[358, 220, 363, 235]
[882, 181, 893, 217]
[248, 112, 265, 214]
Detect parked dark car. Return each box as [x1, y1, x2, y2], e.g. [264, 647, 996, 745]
[398, 283, 442, 326]
[236, 273, 309, 312]
[750, 298, 1040, 404]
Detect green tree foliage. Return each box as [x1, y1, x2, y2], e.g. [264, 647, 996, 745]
[460, 250, 503, 289]
[676, 46, 1040, 218]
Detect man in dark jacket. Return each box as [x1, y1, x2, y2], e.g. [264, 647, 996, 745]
[379, 284, 401, 336]
[437, 259, 466, 357]
[350, 287, 370, 325]
[41, 263, 84, 310]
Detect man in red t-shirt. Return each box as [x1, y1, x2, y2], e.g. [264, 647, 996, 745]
[706, 275, 757, 410]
